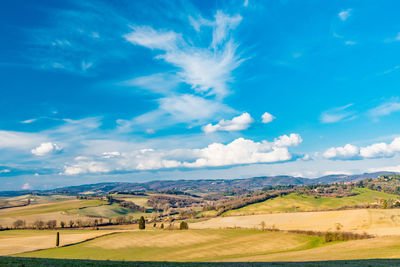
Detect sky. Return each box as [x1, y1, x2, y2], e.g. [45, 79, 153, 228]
[2, 0, 400, 190]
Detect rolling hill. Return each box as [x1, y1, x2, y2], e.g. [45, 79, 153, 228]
[0, 172, 393, 197]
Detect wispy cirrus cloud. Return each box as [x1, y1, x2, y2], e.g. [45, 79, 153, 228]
[320, 103, 356, 124]
[368, 99, 400, 118]
[119, 10, 244, 131]
[124, 14, 242, 99]
[117, 94, 234, 131]
[338, 9, 352, 21]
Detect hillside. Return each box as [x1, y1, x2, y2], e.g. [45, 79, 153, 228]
[0, 172, 392, 197]
[223, 188, 399, 216]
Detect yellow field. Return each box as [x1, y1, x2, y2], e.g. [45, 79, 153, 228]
[191, 208, 400, 236]
[0, 199, 105, 228]
[232, 236, 400, 262]
[16, 229, 323, 261]
[0, 229, 117, 255]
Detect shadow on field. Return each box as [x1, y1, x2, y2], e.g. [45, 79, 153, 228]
[1, 257, 400, 267]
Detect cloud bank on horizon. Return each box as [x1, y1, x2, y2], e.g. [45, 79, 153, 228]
[1, 0, 400, 190]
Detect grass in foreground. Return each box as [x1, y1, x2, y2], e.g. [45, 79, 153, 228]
[3, 257, 400, 267]
[0, 229, 117, 256]
[223, 188, 398, 216]
[16, 229, 323, 262]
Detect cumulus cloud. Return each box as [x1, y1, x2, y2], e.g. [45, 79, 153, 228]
[22, 183, 32, 190]
[320, 104, 356, 123]
[323, 137, 400, 160]
[202, 112, 253, 133]
[182, 134, 302, 168]
[261, 112, 275, 124]
[102, 151, 121, 158]
[63, 133, 303, 173]
[338, 9, 352, 21]
[64, 161, 110, 175]
[31, 142, 62, 156]
[323, 144, 360, 160]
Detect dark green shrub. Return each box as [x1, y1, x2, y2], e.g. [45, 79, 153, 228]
[139, 216, 145, 230]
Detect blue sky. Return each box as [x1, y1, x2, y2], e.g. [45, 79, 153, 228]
[2, 0, 400, 190]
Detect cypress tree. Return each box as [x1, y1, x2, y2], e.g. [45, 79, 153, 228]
[139, 216, 145, 230]
[161, 223, 164, 229]
[56, 232, 60, 247]
[180, 221, 189, 230]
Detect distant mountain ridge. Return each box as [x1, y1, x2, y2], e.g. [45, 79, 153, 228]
[0, 171, 395, 197]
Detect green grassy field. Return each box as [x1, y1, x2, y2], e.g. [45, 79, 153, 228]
[3, 257, 400, 267]
[223, 188, 398, 216]
[69, 203, 147, 219]
[112, 195, 150, 208]
[16, 229, 323, 262]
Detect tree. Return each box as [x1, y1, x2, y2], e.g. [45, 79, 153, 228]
[56, 232, 60, 247]
[179, 221, 189, 230]
[47, 220, 57, 229]
[260, 221, 266, 230]
[60, 221, 65, 228]
[13, 220, 25, 229]
[69, 220, 74, 228]
[160, 223, 164, 229]
[33, 220, 45, 230]
[139, 216, 145, 230]
[383, 199, 388, 209]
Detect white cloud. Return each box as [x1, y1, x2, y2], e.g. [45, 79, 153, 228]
[324, 137, 400, 160]
[338, 9, 352, 21]
[368, 100, 400, 118]
[21, 118, 38, 124]
[124, 11, 242, 99]
[367, 165, 400, 173]
[261, 112, 275, 124]
[323, 144, 359, 160]
[121, 73, 180, 95]
[202, 112, 253, 133]
[0, 169, 10, 174]
[243, 0, 249, 7]
[64, 161, 110, 175]
[183, 134, 302, 168]
[102, 151, 121, 158]
[31, 142, 62, 156]
[345, 40, 356, 45]
[22, 183, 32, 190]
[124, 26, 180, 51]
[320, 104, 356, 123]
[63, 134, 302, 172]
[211, 11, 242, 49]
[118, 94, 234, 131]
[323, 170, 353, 176]
[0, 131, 44, 150]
